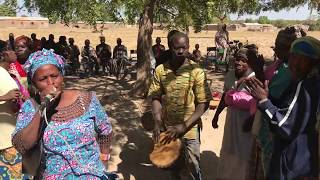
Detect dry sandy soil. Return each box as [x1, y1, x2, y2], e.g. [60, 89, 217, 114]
[62, 72, 225, 180]
[1, 26, 320, 179]
[1, 26, 320, 59]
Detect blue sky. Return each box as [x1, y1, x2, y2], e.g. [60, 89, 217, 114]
[12, 0, 318, 20]
[230, 4, 317, 20]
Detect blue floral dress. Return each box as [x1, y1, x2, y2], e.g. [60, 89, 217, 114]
[12, 91, 112, 179]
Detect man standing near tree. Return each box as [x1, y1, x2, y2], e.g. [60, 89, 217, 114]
[6, 33, 15, 51]
[152, 37, 165, 62]
[148, 32, 212, 180]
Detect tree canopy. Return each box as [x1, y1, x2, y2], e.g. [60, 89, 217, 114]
[21, 0, 319, 31]
[0, 0, 17, 16]
[18, 0, 320, 96]
[24, 0, 119, 25]
[258, 16, 271, 24]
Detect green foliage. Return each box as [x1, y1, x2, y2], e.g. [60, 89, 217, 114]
[263, 0, 319, 11]
[258, 16, 270, 24]
[309, 23, 320, 31]
[0, 0, 17, 16]
[24, 0, 119, 25]
[207, 0, 261, 24]
[154, 0, 211, 33]
[304, 19, 320, 31]
[21, 0, 320, 30]
[272, 19, 293, 28]
[245, 18, 256, 23]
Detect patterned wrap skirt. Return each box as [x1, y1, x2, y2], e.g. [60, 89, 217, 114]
[0, 147, 32, 180]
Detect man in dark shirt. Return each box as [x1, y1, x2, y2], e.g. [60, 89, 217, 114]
[113, 38, 127, 60]
[68, 38, 80, 74]
[192, 44, 202, 63]
[46, 34, 57, 52]
[31, 33, 41, 52]
[96, 36, 112, 75]
[81, 39, 98, 76]
[56, 36, 70, 60]
[152, 37, 165, 63]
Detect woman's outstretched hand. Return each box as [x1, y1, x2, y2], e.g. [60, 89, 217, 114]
[212, 115, 219, 129]
[245, 77, 269, 101]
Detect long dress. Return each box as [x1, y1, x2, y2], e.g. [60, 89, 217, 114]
[0, 67, 31, 180]
[216, 70, 255, 180]
[12, 92, 112, 179]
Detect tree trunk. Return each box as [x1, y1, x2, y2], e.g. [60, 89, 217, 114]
[130, 0, 157, 97]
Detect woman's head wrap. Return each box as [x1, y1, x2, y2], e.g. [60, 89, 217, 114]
[24, 49, 65, 79]
[235, 48, 249, 60]
[290, 36, 320, 61]
[236, 46, 265, 81]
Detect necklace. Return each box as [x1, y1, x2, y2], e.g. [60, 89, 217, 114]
[51, 91, 91, 121]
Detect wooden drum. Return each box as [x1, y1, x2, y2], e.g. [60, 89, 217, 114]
[149, 132, 182, 168]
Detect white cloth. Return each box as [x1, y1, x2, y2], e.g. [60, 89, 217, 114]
[0, 66, 19, 149]
[217, 70, 255, 180]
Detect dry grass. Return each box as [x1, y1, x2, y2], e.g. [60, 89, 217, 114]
[1, 26, 320, 59]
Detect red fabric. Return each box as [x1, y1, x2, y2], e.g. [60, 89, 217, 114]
[10, 61, 27, 77]
[10, 74, 30, 108]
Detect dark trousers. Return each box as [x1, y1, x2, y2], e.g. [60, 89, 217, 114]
[169, 131, 202, 180]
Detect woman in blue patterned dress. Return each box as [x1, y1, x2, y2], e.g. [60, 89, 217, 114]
[11, 49, 113, 179]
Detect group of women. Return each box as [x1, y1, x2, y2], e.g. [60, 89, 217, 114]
[0, 36, 113, 179]
[213, 26, 320, 180]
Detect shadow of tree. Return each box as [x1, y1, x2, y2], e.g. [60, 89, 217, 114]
[201, 151, 219, 180]
[64, 75, 168, 180]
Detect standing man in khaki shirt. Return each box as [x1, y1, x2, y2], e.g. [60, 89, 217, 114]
[148, 32, 212, 180]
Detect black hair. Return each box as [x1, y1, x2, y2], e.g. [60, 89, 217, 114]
[0, 40, 7, 53]
[167, 30, 180, 47]
[168, 32, 189, 48]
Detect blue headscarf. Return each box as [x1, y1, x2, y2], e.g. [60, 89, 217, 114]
[24, 49, 65, 80]
[290, 36, 320, 61]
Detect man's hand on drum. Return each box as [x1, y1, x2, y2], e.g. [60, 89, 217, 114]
[161, 123, 187, 144]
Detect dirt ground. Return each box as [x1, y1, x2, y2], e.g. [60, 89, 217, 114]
[1, 25, 320, 59]
[2, 26, 320, 179]
[63, 70, 225, 180]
